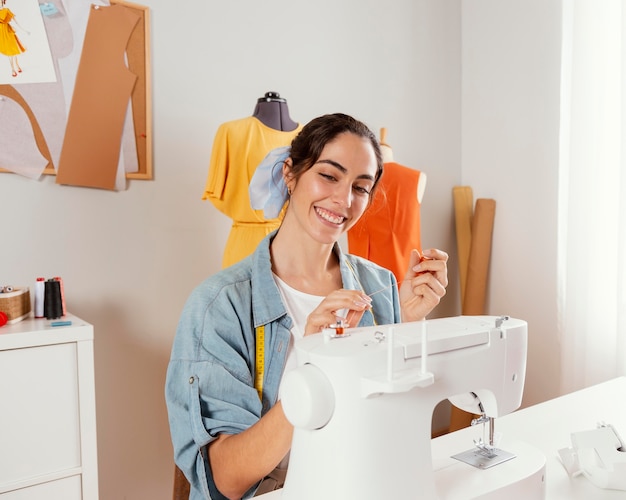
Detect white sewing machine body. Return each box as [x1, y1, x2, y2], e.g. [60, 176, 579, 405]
[278, 315, 546, 500]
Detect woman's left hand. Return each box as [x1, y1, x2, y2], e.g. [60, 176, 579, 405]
[399, 248, 448, 322]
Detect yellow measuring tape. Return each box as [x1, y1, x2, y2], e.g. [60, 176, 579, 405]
[255, 325, 265, 400]
[254, 259, 383, 403]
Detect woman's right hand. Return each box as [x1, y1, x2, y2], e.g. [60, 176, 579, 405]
[304, 289, 372, 336]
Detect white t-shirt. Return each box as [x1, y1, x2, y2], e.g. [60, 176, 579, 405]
[270, 274, 326, 473]
[272, 273, 324, 383]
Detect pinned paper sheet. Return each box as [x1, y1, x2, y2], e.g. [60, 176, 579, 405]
[56, 4, 139, 190]
[0, 92, 48, 177]
[0, 0, 57, 85]
[0, 0, 64, 178]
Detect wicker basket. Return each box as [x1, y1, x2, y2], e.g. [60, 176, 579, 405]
[0, 287, 31, 324]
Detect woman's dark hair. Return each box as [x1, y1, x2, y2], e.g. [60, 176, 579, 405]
[288, 113, 384, 199]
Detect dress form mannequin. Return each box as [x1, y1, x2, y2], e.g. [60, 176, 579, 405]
[347, 128, 427, 282]
[252, 91, 298, 132]
[203, 92, 302, 267]
[380, 127, 426, 202]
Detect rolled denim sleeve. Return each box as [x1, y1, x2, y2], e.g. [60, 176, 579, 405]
[165, 281, 262, 499]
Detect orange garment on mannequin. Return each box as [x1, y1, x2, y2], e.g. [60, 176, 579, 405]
[348, 162, 423, 283]
[203, 116, 302, 268]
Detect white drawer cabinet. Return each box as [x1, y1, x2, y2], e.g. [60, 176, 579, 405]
[0, 315, 98, 499]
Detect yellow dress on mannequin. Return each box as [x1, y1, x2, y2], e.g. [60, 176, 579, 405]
[203, 114, 301, 268]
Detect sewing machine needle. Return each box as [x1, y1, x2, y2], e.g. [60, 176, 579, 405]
[367, 283, 397, 298]
[365, 252, 429, 298]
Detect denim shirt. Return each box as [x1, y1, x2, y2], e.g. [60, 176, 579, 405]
[165, 231, 401, 500]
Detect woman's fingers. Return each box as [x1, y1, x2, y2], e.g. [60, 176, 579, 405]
[304, 289, 371, 336]
[400, 248, 449, 322]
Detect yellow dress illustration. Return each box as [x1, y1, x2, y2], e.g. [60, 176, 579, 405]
[0, 8, 25, 56]
[0, 5, 25, 77]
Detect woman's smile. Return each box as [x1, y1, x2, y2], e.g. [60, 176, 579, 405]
[314, 206, 346, 225]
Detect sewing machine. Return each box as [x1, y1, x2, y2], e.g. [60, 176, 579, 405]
[274, 315, 547, 499]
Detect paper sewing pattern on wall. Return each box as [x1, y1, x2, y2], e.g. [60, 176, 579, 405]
[0, 0, 152, 189]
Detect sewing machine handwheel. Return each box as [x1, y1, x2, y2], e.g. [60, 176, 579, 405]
[281, 363, 335, 430]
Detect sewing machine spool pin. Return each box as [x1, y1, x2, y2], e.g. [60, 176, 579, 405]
[323, 320, 351, 341]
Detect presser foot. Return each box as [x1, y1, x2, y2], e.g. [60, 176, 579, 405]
[451, 413, 516, 469]
[451, 443, 517, 469]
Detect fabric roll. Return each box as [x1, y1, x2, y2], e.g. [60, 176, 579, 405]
[462, 198, 496, 315]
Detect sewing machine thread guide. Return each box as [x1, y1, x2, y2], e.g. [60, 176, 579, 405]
[451, 447, 517, 469]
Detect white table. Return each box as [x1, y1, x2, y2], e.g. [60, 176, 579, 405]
[258, 377, 626, 499]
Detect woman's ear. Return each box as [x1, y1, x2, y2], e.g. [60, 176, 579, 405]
[283, 158, 296, 194]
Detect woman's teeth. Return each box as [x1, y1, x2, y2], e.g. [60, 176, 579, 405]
[316, 207, 345, 224]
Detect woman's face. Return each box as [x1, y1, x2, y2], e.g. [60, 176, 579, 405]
[284, 132, 378, 245]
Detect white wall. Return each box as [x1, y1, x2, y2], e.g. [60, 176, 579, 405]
[461, 0, 563, 407]
[0, 1, 461, 498]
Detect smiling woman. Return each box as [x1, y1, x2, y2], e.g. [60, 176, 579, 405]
[165, 113, 449, 500]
